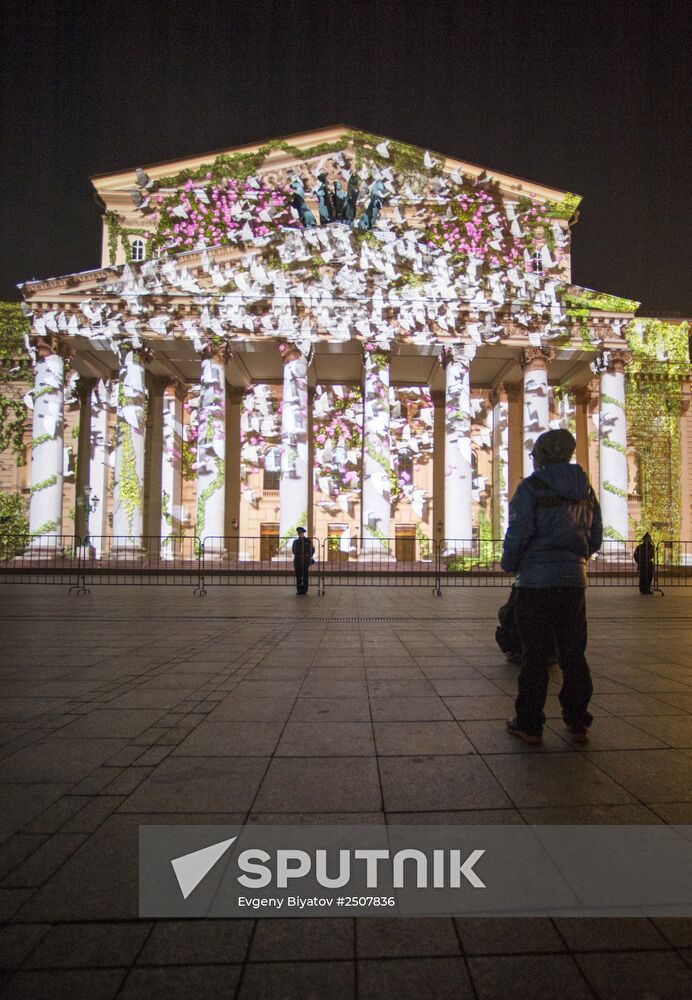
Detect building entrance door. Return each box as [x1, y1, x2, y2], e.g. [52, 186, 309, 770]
[327, 523, 350, 562]
[395, 524, 416, 562]
[259, 522, 280, 561]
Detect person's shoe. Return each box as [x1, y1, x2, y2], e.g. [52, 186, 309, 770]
[506, 719, 542, 746]
[567, 726, 589, 744]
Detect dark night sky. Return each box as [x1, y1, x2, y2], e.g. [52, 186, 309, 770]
[1, 0, 689, 314]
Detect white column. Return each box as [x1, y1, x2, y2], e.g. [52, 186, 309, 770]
[556, 390, 576, 434]
[598, 349, 631, 543]
[196, 351, 226, 550]
[491, 383, 510, 539]
[112, 347, 147, 544]
[74, 378, 95, 544]
[161, 383, 184, 558]
[361, 345, 391, 553]
[28, 338, 66, 546]
[443, 344, 475, 547]
[87, 380, 111, 555]
[574, 386, 593, 473]
[521, 347, 554, 478]
[279, 343, 310, 547]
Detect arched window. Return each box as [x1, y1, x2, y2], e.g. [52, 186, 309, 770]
[263, 446, 281, 491]
[531, 251, 543, 274]
[130, 238, 145, 262]
[397, 451, 414, 486]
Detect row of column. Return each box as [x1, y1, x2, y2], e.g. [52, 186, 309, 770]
[27, 337, 632, 548]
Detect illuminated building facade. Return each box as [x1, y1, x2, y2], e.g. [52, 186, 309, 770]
[2, 128, 690, 555]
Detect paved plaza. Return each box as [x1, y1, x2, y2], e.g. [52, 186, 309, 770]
[1, 582, 692, 998]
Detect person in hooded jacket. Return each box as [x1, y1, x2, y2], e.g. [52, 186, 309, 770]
[501, 428, 603, 745]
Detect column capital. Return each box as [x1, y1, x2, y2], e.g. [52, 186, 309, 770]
[75, 376, 97, 401]
[520, 346, 555, 372]
[162, 379, 188, 403]
[145, 372, 172, 396]
[228, 385, 245, 404]
[490, 382, 521, 406]
[34, 334, 70, 360]
[201, 340, 232, 364]
[279, 340, 312, 365]
[116, 341, 153, 366]
[572, 386, 593, 406]
[491, 381, 521, 405]
[361, 343, 390, 366]
[490, 384, 505, 408]
[594, 348, 632, 375]
[440, 342, 476, 369]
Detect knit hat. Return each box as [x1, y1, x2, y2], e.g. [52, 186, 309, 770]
[532, 428, 576, 465]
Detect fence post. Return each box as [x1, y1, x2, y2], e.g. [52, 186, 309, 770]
[67, 534, 88, 595]
[653, 541, 665, 596]
[434, 539, 441, 596]
[194, 536, 206, 596]
[76, 534, 87, 595]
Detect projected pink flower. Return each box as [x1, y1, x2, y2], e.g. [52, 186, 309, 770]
[152, 177, 296, 252]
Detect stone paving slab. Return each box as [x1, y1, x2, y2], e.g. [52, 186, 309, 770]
[1, 584, 692, 998]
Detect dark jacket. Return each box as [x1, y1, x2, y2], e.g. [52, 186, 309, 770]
[501, 463, 603, 587]
[292, 536, 314, 565]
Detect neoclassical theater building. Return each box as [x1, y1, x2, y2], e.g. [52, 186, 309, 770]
[4, 127, 691, 557]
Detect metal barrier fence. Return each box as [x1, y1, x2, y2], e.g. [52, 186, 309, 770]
[320, 536, 438, 593]
[586, 540, 641, 587]
[0, 534, 81, 586]
[199, 537, 320, 591]
[439, 538, 508, 590]
[439, 538, 647, 589]
[656, 540, 692, 588]
[1, 534, 690, 594]
[0, 534, 202, 592]
[78, 536, 202, 589]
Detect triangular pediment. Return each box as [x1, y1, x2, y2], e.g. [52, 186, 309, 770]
[92, 125, 576, 207]
[90, 127, 583, 283]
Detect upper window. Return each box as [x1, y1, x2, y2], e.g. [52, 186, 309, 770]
[263, 446, 281, 491]
[531, 251, 543, 274]
[130, 239, 145, 262]
[397, 451, 414, 485]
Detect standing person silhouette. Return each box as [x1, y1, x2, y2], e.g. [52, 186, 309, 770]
[633, 532, 655, 594]
[292, 526, 314, 596]
[501, 429, 603, 745]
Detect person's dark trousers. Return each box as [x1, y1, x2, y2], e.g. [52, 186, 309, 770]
[638, 560, 654, 594]
[294, 562, 310, 594]
[514, 587, 593, 735]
